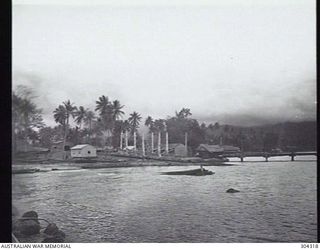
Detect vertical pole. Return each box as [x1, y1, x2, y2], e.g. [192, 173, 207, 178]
[125, 130, 128, 148]
[185, 132, 188, 151]
[151, 132, 154, 154]
[165, 132, 169, 154]
[133, 131, 137, 150]
[158, 131, 161, 157]
[142, 134, 145, 156]
[120, 132, 123, 149]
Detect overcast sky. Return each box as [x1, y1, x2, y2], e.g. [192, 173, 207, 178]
[13, 0, 316, 127]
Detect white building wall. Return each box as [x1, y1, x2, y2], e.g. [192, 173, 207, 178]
[71, 145, 97, 158]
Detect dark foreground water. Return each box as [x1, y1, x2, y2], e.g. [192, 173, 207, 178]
[12, 156, 317, 242]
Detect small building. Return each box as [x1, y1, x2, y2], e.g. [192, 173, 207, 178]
[220, 145, 241, 153]
[51, 141, 73, 152]
[196, 144, 224, 158]
[196, 144, 240, 158]
[70, 144, 97, 158]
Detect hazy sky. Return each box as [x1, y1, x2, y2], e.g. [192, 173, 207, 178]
[13, 0, 316, 127]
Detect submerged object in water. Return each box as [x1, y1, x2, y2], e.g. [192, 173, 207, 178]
[162, 167, 214, 176]
[226, 188, 240, 193]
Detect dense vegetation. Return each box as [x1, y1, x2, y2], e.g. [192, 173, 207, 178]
[12, 85, 316, 155]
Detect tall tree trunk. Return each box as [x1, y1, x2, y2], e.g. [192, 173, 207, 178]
[89, 120, 92, 139]
[142, 133, 145, 156]
[158, 131, 161, 157]
[165, 132, 169, 154]
[63, 114, 69, 158]
[125, 130, 128, 148]
[151, 132, 154, 153]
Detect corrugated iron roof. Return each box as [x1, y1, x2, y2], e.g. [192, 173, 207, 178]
[197, 144, 240, 153]
[71, 144, 93, 150]
[196, 144, 224, 153]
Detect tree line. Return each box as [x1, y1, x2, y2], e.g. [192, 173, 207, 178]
[12, 85, 317, 155]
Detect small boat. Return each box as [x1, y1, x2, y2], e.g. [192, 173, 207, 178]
[12, 168, 40, 174]
[162, 167, 214, 176]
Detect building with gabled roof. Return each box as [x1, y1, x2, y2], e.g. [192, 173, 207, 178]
[196, 144, 240, 158]
[70, 144, 97, 158]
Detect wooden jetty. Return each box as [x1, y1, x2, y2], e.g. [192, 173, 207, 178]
[223, 151, 317, 162]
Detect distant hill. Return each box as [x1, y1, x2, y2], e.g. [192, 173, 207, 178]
[202, 121, 316, 152]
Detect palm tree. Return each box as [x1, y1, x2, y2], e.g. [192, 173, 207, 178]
[154, 119, 166, 132]
[123, 120, 131, 132]
[112, 100, 125, 121]
[145, 116, 155, 132]
[95, 95, 110, 116]
[83, 110, 96, 137]
[53, 100, 76, 152]
[128, 112, 142, 133]
[53, 105, 67, 126]
[95, 95, 115, 146]
[63, 100, 77, 127]
[74, 106, 87, 129]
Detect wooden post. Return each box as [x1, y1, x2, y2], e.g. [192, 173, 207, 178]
[151, 132, 154, 154]
[291, 153, 295, 161]
[120, 132, 123, 149]
[165, 132, 169, 154]
[158, 131, 161, 157]
[133, 131, 137, 150]
[185, 132, 188, 157]
[142, 133, 145, 157]
[185, 132, 188, 149]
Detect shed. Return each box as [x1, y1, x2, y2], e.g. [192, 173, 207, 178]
[196, 144, 224, 158]
[51, 141, 73, 152]
[70, 144, 97, 158]
[196, 144, 240, 158]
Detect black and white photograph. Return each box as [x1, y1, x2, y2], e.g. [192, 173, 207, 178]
[11, 0, 317, 244]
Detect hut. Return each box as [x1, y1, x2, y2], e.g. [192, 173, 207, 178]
[70, 144, 97, 158]
[196, 144, 240, 158]
[50, 141, 73, 152]
[196, 144, 224, 158]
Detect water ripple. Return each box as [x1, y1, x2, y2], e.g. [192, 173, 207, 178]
[12, 161, 317, 242]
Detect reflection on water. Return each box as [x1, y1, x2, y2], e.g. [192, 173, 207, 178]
[12, 158, 317, 242]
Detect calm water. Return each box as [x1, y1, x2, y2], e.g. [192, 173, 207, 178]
[12, 156, 317, 242]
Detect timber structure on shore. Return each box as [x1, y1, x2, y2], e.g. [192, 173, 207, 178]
[224, 151, 317, 162]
